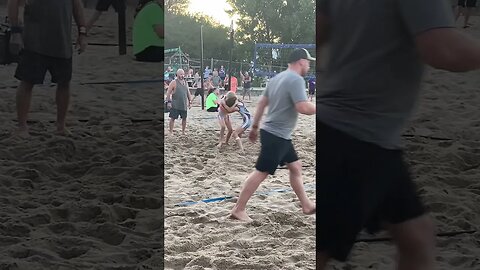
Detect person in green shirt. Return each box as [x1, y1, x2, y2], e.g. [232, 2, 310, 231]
[133, 0, 163, 62]
[205, 88, 220, 112]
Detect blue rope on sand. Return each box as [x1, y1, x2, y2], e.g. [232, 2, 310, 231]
[174, 183, 316, 207]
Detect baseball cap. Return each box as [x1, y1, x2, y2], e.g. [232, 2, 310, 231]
[288, 48, 316, 63]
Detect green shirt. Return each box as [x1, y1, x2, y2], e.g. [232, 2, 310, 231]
[133, 2, 163, 55]
[206, 93, 218, 110]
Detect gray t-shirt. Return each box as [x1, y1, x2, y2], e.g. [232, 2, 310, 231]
[23, 0, 73, 58]
[317, 0, 455, 149]
[261, 70, 307, 140]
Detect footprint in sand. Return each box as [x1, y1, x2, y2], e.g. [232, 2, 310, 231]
[126, 195, 162, 209]
[0, 223, 31, 237]
[21, 213, 51, 227]
[193, 163, 204, 170]
[47, 222, 77, 234]
[89, 223, 126, 246]
[111, 205, 139, 222]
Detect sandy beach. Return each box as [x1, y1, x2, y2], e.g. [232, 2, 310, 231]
[0, 6, 163, 270]
[164, 19, 480, 270]
[164, 96, 317, 270]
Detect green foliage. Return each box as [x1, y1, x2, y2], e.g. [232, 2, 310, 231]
[165, 0, 190, 15]
[165, 0, 315, 68]
[165, 12, 231, 60]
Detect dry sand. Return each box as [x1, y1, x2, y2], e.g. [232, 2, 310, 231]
[164, 97, 317, 270]
[164, 19, 480, 270]
[0, 7, 163, 270]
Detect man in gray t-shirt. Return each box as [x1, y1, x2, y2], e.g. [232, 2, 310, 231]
[316, 0, 480, 268]
[8, 0, 88, 136]
[230, 48, 316, 222]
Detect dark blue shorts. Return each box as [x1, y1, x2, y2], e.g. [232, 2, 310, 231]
[169, 108, 187, 119]
[15, 50, 72, 85]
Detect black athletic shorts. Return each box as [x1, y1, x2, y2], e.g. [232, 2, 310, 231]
[135, 46, 163, 63]
[316, 121, 426, 262]
[194, 88, 203, 97]
[15, 50, 72, 85]
[169, 108, 187, 120]
[255, 129, 299, 175]
[458, 0, 477, 7]
[96, 0, 125, 12]
[207, 105, 218, 112]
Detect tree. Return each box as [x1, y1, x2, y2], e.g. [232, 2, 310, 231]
[165, 0, 190, 15]
[164, 12, 230, 60]
[226, 0, 315, 63]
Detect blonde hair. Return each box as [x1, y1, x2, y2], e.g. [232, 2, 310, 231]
[225, 91, 237, 107]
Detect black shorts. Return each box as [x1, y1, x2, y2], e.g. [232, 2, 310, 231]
[316, 121, 426, 262]
[207, 106, 218, 112]
[169, 108, 187, 119]
[242, 87, 251, 95]
[96, 0, 125, 12]
[194, 88, 203, 97]
[15, 50, 72, 85]
[308, 88, 315, 95]
[135, 46, 163, 63]
[255, 129, 299, 175]
[458, 0, 477, 7]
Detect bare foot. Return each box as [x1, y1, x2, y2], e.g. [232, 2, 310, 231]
[217, 142, 224, 148]
[302, 201, 316, 215]
[229, 210, 253, 222]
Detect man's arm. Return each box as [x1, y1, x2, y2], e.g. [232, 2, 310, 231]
[416, 28, 480, 72]
[251, 95, 268, 129]
[7, 0, 20, 26]
[295, 101, 316, 115]
[219, 99, 239, 113]
[73, 0, 87, 28]
[166, 80, 176, 101]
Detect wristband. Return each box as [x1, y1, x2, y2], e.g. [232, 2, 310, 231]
[78, 26, 87, 36]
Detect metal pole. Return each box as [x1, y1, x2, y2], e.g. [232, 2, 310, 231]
[118, 1, 126, 55]
[228, 20, 233, 93]
[200, 25, 205, 110]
